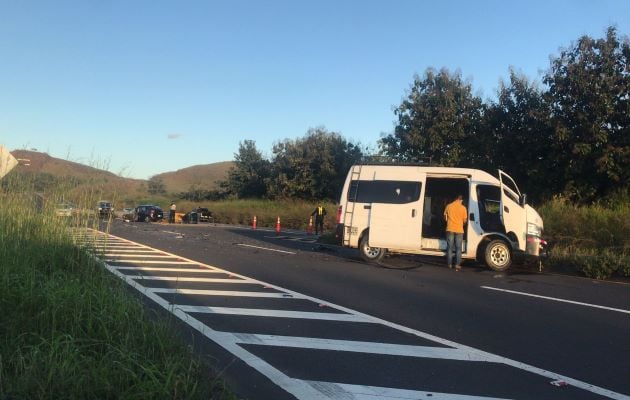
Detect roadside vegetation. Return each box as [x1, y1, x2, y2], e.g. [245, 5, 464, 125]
[0, 174, 234, 399]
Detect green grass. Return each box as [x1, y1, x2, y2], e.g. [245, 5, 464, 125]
[0, 174, 234, 399]
[539, 194, 630, 279]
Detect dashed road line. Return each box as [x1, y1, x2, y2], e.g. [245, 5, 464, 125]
[236, 243, 297, 255]
[482, 286, 630, 315]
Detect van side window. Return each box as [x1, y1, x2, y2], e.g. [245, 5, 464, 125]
[348, 180, 421, 204]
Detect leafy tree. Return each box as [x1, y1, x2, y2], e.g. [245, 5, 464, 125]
[485, 69, 556, 201]
[224, 140, 270, 198]
[268, 127, 363, 200]
[543, 26, 630, 202]
[380, 68, 485, 166]
[147, 177, 166, 195]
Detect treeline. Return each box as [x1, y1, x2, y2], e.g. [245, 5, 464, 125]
[220, 26, 629, 204]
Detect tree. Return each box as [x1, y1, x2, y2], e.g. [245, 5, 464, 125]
[224, 140, 270, 198]
[380, 68, 485, 166]
[147, 177, 166, 195]
[485, 69, 556, 201]
[267, 128, 363, 200]
[543, 26, 630, 202]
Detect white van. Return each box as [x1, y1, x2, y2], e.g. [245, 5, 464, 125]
[335, 165, 544, 271]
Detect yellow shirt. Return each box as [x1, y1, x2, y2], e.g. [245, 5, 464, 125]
[444, 200, 467, 233]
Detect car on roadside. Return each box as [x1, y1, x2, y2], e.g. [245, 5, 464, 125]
[195, 207, 214, 223]
[55, 203, 77, 217]
[97, 200, 114, 218]
[135, 205, 164, 222]
[121, 207, 135, 222]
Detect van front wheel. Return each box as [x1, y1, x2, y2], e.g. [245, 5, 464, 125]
[359, 234, 385, 263]
[484, 239, 512, 271]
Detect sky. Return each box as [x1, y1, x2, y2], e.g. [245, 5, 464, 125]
[1, 0, 629, 179]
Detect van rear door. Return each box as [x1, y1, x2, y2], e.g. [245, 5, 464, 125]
[369, 176, 425, 250]
[499, 170, 527, 251]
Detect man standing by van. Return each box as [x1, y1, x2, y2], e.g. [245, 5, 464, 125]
[311, 205, 327, 235]
[444, 195, 467, 271]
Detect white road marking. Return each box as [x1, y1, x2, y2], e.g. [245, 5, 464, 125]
[233, 334, 499, 362]
[99, 249, 162, 253]
[84, 229, 630, 400]
[173, 305, 367, 322]
[149, 288, 296, 298]
[236, 243, 296, 254]
[127, 276, 255, 283]
[108, 259, 195, 264]
[306, 381, 511, 400]
[104, 254, 178, 258]
[114, 266, 220, 273]
[481, 286, 630, 315]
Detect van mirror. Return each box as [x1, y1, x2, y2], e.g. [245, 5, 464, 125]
[520, 193, 527, 207]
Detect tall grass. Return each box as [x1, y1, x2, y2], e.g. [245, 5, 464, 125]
[539, 194, 630, 279]
[0, 173, 233, 399]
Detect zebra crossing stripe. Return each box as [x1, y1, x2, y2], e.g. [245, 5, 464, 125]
[174, 305, 365, 322]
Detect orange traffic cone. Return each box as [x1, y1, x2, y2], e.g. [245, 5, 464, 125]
[252, 215, 257, 230]
[275, 216, 281, 234]
[307, 216, 313, 235]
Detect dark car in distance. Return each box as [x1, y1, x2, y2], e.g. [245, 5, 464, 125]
[182, 207, 214, 224]
[135, 205, 164, 222]
[97, 200, 113, 218]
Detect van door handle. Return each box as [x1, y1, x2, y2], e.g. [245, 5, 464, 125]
[504, 206, 510, 213]
[412, 209, 416, 218]
[469, 213, 475, 222]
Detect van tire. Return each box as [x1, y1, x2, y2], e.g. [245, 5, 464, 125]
[359, 233, 385, 263]
[484, 239, 512, 271]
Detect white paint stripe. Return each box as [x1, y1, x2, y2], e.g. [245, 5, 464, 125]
[104, 254, 178, 258]
[108, 260, 195, 264]
[99, 249, 160, 253]
[307, 381, 511, 400]
[127, 276, 254, 283]
[101, 261, 330, 399]
[233, 334, 499, 362]
[114, 267, 220, 273]
[236, 243, 296, 255]
[175, 305, 366, 322]
[86, 229, 630, 400]
[481, 286, 630, 315]
[149, 288, 296, 298]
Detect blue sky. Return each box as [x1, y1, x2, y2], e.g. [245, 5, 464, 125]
[1, 0, 629, 179]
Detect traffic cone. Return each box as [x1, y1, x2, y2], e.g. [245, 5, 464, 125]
[307, 216, 313, 235]
[275, 216, 281, 234]
[252, 215, 257, 230]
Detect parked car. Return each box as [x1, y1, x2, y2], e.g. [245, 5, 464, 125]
[182, 207, 214, 224]
[121, 207, 135, 222]
[135, 205, 163, 222]
[55, 203, 77, 217]
[97, 200, 113, 218]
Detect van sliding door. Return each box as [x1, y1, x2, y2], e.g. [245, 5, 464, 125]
[369, 175, 424, 250]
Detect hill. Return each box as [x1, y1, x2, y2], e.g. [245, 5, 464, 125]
[151, 161, 233, 193]
[7, 150, 233, 204]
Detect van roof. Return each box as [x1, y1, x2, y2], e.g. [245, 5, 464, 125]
[350, 164, 499, 184]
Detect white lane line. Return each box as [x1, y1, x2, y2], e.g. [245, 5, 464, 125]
[101, 262, 330, 399]
[114, 267, 220, 273]
[481, 286, 630, 315]
[236, 243, 296, 255]
[87, 229, 630, 400]
[127, 276, 255, 283]
[174, 305, 366, 322]
[234, 334, 498, 362]
[306, 381, 510, 400]
[104, 254, 178, 258]
[100, 249, 162, 253]
[150, 288, 296, 298]
[108, 260, 195, 264]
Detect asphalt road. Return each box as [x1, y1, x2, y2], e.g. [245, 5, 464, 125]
[83, 219, 630, 399]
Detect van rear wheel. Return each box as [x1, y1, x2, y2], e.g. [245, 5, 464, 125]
[359, 234, 385, 263]
[484, 239, 512, 271]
